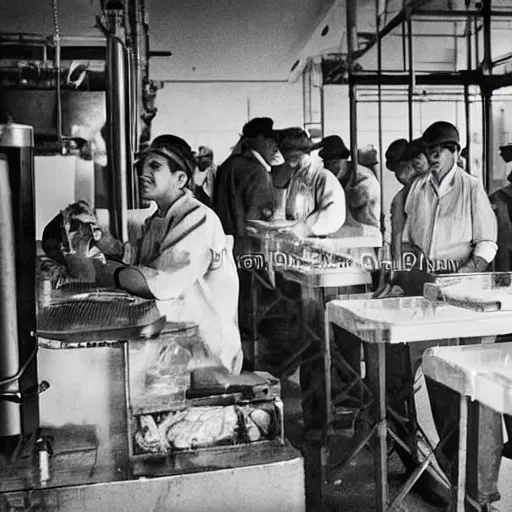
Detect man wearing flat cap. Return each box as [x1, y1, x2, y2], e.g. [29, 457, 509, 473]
[318, 135, 381, 229]
[213, 117, 283, 254]
[402, 120, 502, 508]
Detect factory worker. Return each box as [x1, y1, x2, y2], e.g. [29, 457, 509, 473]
[357, 144, 379, 177]
[403, 121, 497, 272]
[212, 117, 283, 255]
[490, 167, 512, 460]
[273, 128, 346, 237]
[94, 135, 243, 375]
[192, 145, 217, 207]
[386, 138, 429, 263]
[404, 121, 501, 507]
[318, 135, 380, 228]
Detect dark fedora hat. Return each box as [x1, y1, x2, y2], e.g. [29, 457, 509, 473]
[242, 117, 277, 140]
[317, 135, 351, 160]
[385, 138, 408, 171]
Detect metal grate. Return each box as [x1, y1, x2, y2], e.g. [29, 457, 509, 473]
[38, 285, 165, 344]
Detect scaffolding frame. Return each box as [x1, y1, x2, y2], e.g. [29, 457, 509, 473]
[344, 0, 512, 201]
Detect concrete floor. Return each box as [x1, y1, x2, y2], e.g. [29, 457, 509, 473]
[281, 369, 512, 512]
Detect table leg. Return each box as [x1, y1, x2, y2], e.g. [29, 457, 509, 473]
[455, 395, 468, 512]
[366, 343, 389, 511]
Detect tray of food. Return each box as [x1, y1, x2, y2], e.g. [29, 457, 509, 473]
[423, 272, 512, 312]
[129, 399, 285, 461]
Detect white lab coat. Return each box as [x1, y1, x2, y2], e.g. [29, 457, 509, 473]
[284, 163, 346, 236]
[402, 164, 497, 268]
[129, 191, 243, 374]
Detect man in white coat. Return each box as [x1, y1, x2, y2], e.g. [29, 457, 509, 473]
[403, 121, 501, 508]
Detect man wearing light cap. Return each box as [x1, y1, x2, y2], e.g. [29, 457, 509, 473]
[403, 121, 501, 508]
[193, 145, 217, 205]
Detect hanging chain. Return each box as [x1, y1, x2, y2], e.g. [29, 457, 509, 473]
[50, 0, 61, 47]
[50, 0, 64, 148]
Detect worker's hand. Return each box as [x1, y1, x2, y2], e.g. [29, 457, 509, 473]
[458, 255, 488, 274]
[288, 221, 314, 238]
[91, 258, 125, 289]
[122, 242, 133, 265]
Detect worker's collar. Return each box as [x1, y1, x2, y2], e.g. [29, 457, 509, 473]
[250, 149, 271, 173]
[154, 189, 190, 218]
[427, 160, 458, 196]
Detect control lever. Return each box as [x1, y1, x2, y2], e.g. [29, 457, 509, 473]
[0, 381, 50, 404]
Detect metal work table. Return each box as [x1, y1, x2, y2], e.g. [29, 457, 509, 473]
[325, 296, 512, 512]
[423, 341, 512, 512]
[246, 222, 380, 510]
[0, 332, 306, 512]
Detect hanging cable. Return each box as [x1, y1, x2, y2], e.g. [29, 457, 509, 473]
[50, 0, 63, 151]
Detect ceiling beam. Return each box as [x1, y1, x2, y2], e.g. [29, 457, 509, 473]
[351, 0, 434, 60]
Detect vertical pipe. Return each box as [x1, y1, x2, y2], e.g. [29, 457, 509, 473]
[346, 0, 358, 169]
[375, 0, 384, 239]
[407, 13, 414, 140]
[125, 46, 138, 209]
[482, 0, 492, 192]
[465, 13, 472, 174]
[0, 124, 39, 443]
[106, 10, 129, 243]
[401, 21, 407, 72]
[0, 155, 21, 439]
[302, 72, 307, 127]
[320, 85, 325, 138]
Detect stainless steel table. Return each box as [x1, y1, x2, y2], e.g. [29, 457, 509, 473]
[423, 342, 512, 512]
[326, 297, 512, 512]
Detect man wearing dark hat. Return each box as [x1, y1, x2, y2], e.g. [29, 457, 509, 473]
[318, 135, 381, 228]
[403, 121, 501, 508]
[403, 121, 496, 272]
[212, 117, 283, 255]
[386, 138, 429, 263]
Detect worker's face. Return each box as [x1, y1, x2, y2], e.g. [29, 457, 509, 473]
[253, 134, 282, 165]
[426, 145, 456, 174]
[394, 161, 416, 186]
[411, 153, 429, 176]
[197, 156, 212, 172]
[139, 153, 187, 201]
[323, 158, 341, 175]
[283, 150, 310, 172]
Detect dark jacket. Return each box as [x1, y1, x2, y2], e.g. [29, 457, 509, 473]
[490, 184, 512, 271]
[212, 150, 275, 254]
